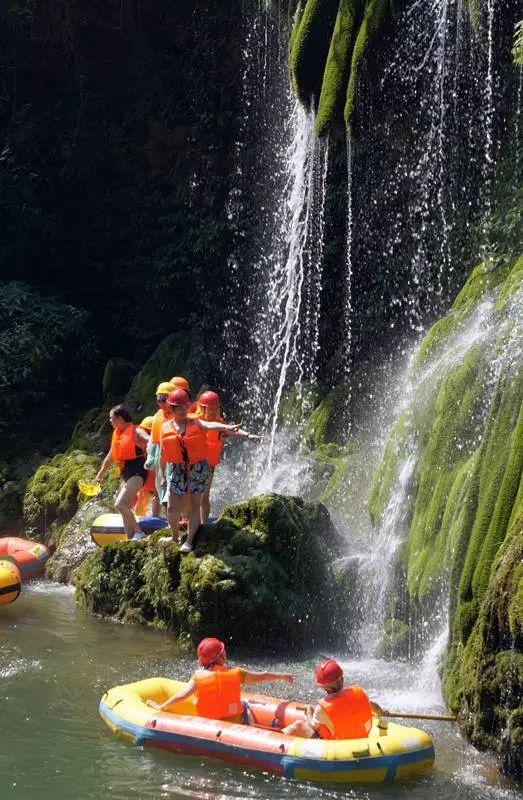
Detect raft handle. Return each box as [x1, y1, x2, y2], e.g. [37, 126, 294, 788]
[216, 730, 222, 739]
[279, 744, 286, 753]
[109, 698, 124, 711]
[376, 742, 384, 754]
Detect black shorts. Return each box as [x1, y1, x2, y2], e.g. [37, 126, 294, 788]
[121, 456, 148, 484]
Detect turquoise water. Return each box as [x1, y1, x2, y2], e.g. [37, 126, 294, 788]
[1, 583, 520, 800]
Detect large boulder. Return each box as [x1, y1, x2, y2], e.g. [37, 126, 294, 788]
[75, 493, 349, 653]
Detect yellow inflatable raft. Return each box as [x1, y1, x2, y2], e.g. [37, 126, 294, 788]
[100, 678, 435, 784]
[0, 559, 22, 606]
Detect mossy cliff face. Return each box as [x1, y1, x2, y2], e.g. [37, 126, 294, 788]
[290, 0, 403, 135]
[75, 494, 348, 652]
[369, 252, 523, 779]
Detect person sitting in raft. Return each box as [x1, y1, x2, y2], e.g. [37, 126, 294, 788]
[159, 388, 262, 553]
[95, 404, 150, 541]
[146, 637, 294, 722]
[282, 659, 388, 740]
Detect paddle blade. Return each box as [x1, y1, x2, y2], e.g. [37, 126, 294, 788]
[78, 480, 101, 497]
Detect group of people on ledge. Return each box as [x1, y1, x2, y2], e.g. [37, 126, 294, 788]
[95, 376, 262, 551]
[147, 638, 388, 741]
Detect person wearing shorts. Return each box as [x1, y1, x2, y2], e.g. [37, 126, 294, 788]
[159, 389, 262, 553]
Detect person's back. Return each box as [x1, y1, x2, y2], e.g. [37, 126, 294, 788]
[146, 637, 293, 722]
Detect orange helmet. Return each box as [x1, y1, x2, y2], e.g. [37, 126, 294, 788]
[197, 637, 226, 666]
[167, 389, 190, 408]
[198, 390, 220, 409]
[170, 376, 190, 391]
[315, 659, 343, 687]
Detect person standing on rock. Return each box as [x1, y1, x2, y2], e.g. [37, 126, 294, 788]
[193, 390, 230, 524]
[159, 388, 262, 552]
[95, 404, 150, 541]
[145, 381, 175, 515]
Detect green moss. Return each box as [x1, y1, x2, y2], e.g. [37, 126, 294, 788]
[277, 382, 324, 428]
[344, 0, 389, 132]
[289, 0, 340, 106]
[68, 406, 111, 454]
[23, 450, 101, 540]
[102, 357, 138, 401]
[75, 493, 346, 652]
[125, 332, 194, 414]
[301, 384, 348, 451]
[378, 618, 412, 660]
[315, 0, 360, 137]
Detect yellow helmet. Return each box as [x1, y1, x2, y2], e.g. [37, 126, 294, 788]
[170, 376, 190, 391]
[156, 381, 175, 395]
[139, 416, 154, 431]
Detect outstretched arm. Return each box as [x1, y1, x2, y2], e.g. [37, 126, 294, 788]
[371, 700, 389, 716]
[197, 420, 262, 440]
[146, 679, 196, 711]
[243, 670, 294, 686]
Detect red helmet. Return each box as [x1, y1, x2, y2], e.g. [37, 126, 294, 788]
[198, 390, 220, 409]
[315, 659, 343, 687]
[167, 388, 190, 407]
[197, 637, 226, 666]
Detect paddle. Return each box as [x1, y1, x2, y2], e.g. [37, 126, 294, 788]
[383, 711, 456, 722]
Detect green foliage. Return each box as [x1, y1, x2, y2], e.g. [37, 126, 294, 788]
[0, 282, 96, 445]
[75, 493, 347, 652]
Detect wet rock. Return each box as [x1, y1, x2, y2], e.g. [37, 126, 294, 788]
[75, 493, 349, 653]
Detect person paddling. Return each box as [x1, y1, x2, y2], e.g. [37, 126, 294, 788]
[159, 389, 262, 552]
[282, 659, 388, 740]
[146, 637, 293, 722]
[95, 404, 150, 541]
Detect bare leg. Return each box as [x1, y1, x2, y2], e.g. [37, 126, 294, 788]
[185, 493, 202, 549]
[115, 476, 144, 539]
[151, 494, 160, 517]
[166, 492, 185, 542]
[201, 469, 213, 524]
[282, 720, 315, 738]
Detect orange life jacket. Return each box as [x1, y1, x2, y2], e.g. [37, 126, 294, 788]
[160, 418, 208, 465]
[206, 414, 226, 467]
[192, 665, 242, 720]
[151, 408, 172, 445]
[110, 425, 142, 467]
[317, 686, 372, 740]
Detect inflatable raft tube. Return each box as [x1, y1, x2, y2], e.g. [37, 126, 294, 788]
[0, 559, 22, 606]
[100, 679, 435, 784]
[90, 514, 168, 547]
[0, 537, 50, 580]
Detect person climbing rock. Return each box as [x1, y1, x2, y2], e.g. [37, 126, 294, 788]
[95, 404, 150, 541]
[282, 659, 388, 740]
[159, 388, 262, 552]
[194, 390, 252, 524]
[146, 637, 294, 722]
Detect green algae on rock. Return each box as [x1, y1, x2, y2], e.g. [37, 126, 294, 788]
[75, 493, 348, 652]
[370, 251, 523, 780]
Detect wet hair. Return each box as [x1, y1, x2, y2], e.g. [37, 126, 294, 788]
[110, 404, 133, 423]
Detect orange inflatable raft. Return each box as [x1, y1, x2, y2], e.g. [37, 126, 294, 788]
[0, 537, 50, 581]
[100, 678, 435, 784]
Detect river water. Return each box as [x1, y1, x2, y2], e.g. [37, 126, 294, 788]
[1, 583, 520, 800]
